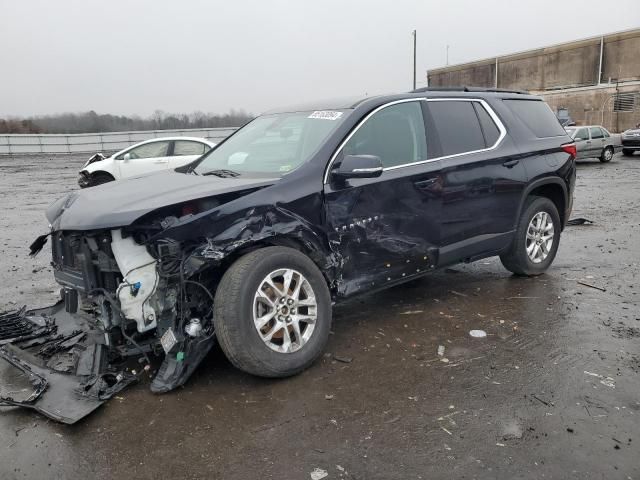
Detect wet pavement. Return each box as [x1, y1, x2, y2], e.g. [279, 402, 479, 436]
[1, 153, 639, 479]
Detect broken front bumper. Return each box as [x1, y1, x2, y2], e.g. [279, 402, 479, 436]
[0, 303, 135, 424]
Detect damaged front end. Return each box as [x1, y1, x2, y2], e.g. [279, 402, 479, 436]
[2, 223, 219, 423]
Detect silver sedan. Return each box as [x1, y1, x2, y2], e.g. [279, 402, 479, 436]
[565, 126, 621, 163]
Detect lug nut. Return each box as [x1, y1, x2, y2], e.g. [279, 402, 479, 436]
[287, 299, 294, 305]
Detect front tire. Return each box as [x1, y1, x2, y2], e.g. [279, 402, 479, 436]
[214, 246, 332, 378]
[500, 196, 561, 276]
[600, 146, 613, 163]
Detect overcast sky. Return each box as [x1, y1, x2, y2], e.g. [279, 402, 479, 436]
[1, 0, 638, 117]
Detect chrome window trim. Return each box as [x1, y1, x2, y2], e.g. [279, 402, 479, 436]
[324, 97, 507, 183]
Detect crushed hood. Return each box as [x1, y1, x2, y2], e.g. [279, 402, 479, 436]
[47, 170, 278, 231]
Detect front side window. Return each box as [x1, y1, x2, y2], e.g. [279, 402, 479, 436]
[601, 128, 610, 138]
[121, 141, 170, 160]
[194, 111, 345, 175]
[428, 101, 486, 156]
[173, 140, 207, 156]
[342, 101, 427, 168]
[574, 128, 589, 140]
[590, 127, 604, 139]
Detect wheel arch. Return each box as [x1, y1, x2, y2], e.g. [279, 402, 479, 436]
[517, 178, 568, 229]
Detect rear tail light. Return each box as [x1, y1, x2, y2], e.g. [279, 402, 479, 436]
[562, 143, 577, 158]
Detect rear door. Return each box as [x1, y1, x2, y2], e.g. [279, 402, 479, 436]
[572, 127, 590, 159]
[169, 140, 210, 168]
[324, 100, 443, 297]
[425, 98, 525, 263]
[115, 140, 171, 178]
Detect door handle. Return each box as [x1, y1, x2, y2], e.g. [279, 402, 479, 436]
[586, 141, 591, 144]
[502, 159, 520, 168]
[153, 160, 169, 164]
[414, 177, 437, 190]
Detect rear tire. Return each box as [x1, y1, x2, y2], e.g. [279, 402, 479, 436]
[622, 148, 633, 156]
[500, 196, 561, 276]
[89, 172, 115, 187]
[599, 146, 613, 163]
[214, 246, 332, 378]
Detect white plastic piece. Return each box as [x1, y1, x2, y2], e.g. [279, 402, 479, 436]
[469, 329, 487, 338]
[110, 229, 159, 333]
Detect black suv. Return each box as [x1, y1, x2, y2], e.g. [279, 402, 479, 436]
[8, 88, 576, 422]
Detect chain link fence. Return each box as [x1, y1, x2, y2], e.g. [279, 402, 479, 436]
[0, 127, 238, 155]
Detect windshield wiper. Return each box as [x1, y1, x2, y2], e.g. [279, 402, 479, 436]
[200, 169, 241, 178]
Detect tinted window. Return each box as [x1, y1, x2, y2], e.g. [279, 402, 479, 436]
[574, 128, 589, 140]
[504, 99, 566, 138]
[473, 102, 501, 147]
[343, 101, 427, 168]
[173, 140, 207, 156]
[123, 141, 170, 160]
[590, 127, 604, 139]
[428, 101, 485, 156]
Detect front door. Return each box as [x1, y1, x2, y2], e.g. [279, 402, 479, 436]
[323, 100, 443, 298]
[116, 140, 171, 178]
[572, 127, 590, 160]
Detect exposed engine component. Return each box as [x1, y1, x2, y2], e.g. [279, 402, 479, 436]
[110, 229, 159, 333]
[185, 318, 203, 338]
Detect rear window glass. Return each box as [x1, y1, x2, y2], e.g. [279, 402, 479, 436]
[504, 99, 566, 138]
[427, 101, 486, 156]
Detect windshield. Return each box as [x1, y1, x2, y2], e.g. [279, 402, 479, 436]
[194, 110, 347, 176]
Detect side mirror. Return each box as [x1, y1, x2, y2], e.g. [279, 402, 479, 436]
[332, 154, 383, 180]
[123, 153, 131, 161]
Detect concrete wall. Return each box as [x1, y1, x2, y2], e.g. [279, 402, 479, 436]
[427, 29, 640, 131]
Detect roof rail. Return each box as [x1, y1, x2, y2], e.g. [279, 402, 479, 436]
[410, 86, 530, 95]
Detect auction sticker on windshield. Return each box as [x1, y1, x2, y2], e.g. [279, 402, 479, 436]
[308, 111, 343, 120]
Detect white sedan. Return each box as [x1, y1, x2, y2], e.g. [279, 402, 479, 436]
[78, 137, 216, 188]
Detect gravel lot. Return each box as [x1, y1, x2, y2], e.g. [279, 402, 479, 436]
[1, 153, 639, 479]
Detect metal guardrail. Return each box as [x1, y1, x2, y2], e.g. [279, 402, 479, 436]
[0, 127, 238, 155]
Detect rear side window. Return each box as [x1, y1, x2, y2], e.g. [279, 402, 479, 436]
[427, 101, 486, 156]
[173, 140, 207, 156]
[590, 127, 604, 139]
[504, 99, 566, 138]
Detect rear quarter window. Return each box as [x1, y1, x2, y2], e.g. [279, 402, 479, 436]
[503, 99, 567, 138]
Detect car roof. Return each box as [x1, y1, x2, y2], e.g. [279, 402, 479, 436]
[263, 87, 543, 115]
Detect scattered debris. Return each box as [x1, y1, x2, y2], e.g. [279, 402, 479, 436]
[333, 355, 353, 364]
[577, 280, 606, 292]
[400, 310, 423, 315]
[325, 394, 334, 400]
[469, 330, 487, 338]
[583, 370, 616, 388]
[449, 290, 467, 297]
[437, 345, 445, 357]
[566, 218, 594, 226]
[310, 467, 329, 480]
[531, 394, 552, 407]
[441, 426, 453, 435]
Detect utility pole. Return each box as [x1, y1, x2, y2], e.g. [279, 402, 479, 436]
[412, 30, 417, 90]
[446, 44, 450, 66]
